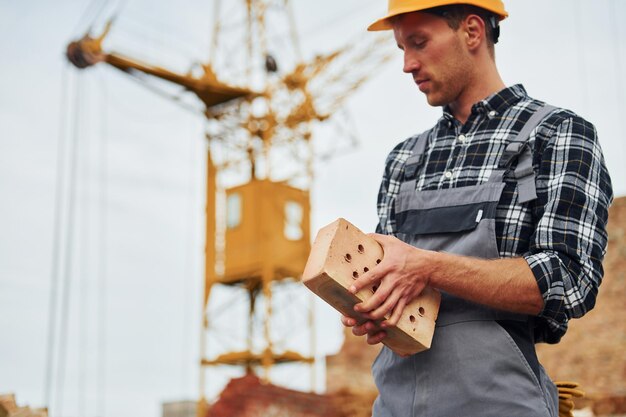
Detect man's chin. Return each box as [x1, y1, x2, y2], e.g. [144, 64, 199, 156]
[425, 94, 446, 107]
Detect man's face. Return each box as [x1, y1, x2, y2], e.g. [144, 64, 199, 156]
[392, 12, 471, 107]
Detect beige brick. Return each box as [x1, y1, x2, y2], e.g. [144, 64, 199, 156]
[303, 218, 440, 356]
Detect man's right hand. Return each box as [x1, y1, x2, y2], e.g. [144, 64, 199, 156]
[340, 315, 388, 345]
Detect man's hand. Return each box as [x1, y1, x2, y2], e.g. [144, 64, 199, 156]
[340, 315, 387, 345]
[347, 233, 544, 317]
[348, 233, 435, 326]
[339, 231, 545, 347]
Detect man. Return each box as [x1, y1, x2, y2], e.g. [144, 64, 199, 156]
[341, 1, 613, 416]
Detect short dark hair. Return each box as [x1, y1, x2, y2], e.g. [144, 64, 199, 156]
[424, 5, 500, 49]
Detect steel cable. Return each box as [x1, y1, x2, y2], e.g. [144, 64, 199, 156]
[96, 68, 110, 417]
[43, 63, 71, 413]
[55, 71, 84, 417]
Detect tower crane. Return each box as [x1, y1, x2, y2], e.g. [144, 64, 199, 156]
[65, 0, 393, 412]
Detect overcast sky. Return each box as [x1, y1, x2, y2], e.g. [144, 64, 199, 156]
[1, 1, 625, 416]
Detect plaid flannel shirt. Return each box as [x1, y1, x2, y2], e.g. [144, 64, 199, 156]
[376, 84, 613, 344]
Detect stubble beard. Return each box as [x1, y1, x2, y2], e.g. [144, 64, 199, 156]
[424, 37, 473, 108]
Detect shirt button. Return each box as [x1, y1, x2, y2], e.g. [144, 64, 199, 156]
[444, 171, 453, 179]
[489, 110, 497, 117]
[457, 134, 466, 143]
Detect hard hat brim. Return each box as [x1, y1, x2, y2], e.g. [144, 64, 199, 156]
[367, 0, 508, 32]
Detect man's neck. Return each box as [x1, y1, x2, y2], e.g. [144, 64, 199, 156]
[448, 64, 505, 125]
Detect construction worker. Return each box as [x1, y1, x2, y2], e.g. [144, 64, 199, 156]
[341, 1, 613, 416]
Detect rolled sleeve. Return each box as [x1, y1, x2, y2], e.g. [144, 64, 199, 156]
[526, 114, 613, 343]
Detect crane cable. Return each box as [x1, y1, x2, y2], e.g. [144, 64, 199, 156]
[48, 68, 110, 417]
[42, 65, 84, 416]
[124, 71, 203, 114]
[45, 66, 110, 417]
[71, 0, 111, 35]
[96, 68, 110, 417]
[77, 122, 90, 416]
[73, 0, 133, 37]
[285, 0, 302, 61]
[573, 0, 590, 116]
[609, 0, 626, 161]
[179, 115, 200, 398]
[43, 63, 71, 413]
[291, 0, 379, 42]
[55, 69, 84, 417]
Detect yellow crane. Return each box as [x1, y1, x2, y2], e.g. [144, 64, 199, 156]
[66, 0, 392, 413]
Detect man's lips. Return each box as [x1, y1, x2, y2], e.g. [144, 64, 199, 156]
[415, 78, 429, 91]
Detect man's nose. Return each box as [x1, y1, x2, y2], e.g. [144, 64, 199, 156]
[403, 52, 420, 73]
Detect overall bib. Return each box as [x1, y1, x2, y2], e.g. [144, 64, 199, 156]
[372, 106, 559, 417]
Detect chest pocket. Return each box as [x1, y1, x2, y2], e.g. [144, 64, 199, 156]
[394, 182, 505, 259]
[396, 199, 496, 235]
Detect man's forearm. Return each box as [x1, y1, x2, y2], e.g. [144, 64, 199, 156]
[350, 234, 545, 322]
[428, 252, 544, 316]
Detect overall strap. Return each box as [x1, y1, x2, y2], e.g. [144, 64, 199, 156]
[490, 104, 557, 203]
[400, 131, 430, 194]
[404, 131, 429, 180]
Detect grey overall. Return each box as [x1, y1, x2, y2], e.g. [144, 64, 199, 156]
[372, 105, 559, 417]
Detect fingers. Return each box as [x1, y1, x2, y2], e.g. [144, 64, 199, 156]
[352, 323, 369, 337]
[351, 320, 382, 337]
[363, 289, 401, 320]
[352, 265, 392, 313]
[558, 387, 585, 398]
[384, 297, 407, 327]
[349, 267, 383, 295]
[340, 315, 356, 327]
[354, 284, 389, 314]
[558, 398, 574, 417]
[342, 315, 386, 345]
[366, 330, 387, 345]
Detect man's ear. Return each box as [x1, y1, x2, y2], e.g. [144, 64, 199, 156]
[463, 14, 485, 51]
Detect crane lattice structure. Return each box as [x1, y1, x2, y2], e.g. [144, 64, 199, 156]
[66, 0, 392, 412]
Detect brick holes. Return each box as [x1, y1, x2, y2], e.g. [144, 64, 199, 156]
[347, 242, 383, 295]
[408, 309, 425, 331]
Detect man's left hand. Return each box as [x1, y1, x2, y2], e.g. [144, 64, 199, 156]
[349, 233, 435, 326]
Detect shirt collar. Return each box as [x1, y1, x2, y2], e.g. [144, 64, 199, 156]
[439, 84, 528, 125]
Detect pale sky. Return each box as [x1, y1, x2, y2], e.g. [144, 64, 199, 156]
[1, 1, 625, 416]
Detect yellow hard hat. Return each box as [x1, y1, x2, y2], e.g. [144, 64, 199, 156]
[367, 0, 508, 31]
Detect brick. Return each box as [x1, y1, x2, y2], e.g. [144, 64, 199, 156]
[303, 218, 440, 356]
